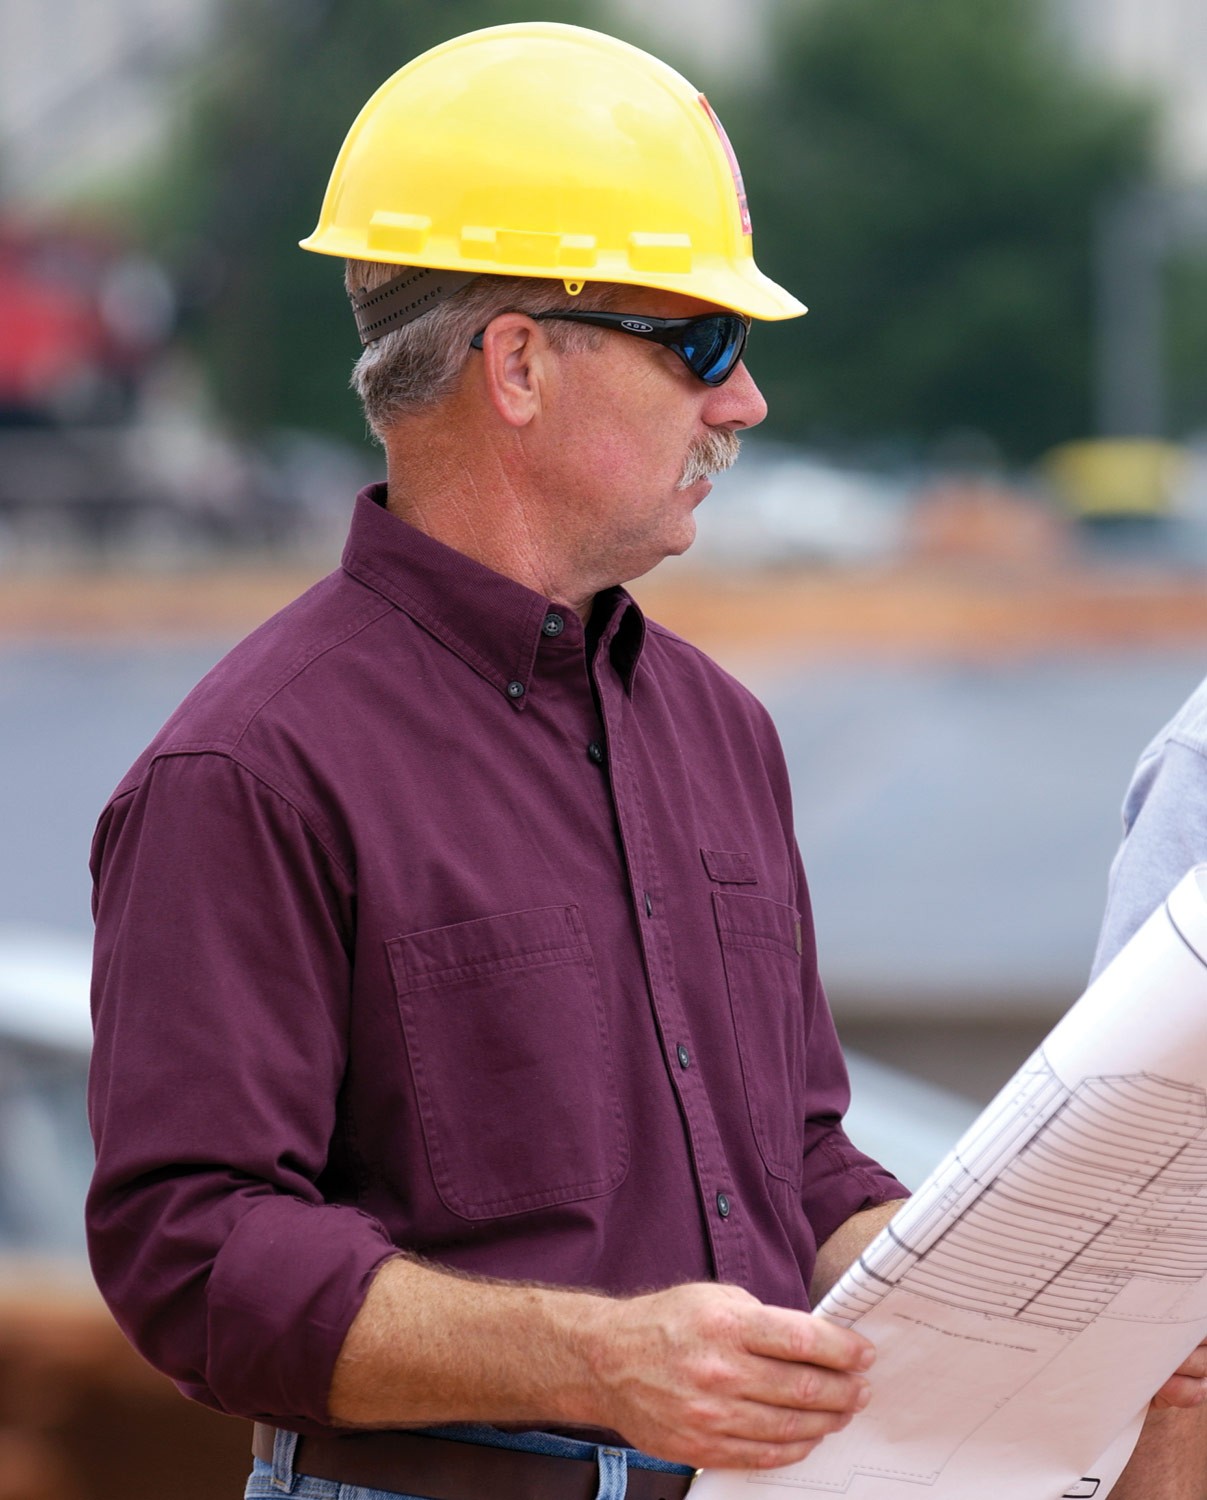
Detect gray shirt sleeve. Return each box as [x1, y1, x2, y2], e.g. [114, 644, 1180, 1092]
[1091, 728, 1207, 980]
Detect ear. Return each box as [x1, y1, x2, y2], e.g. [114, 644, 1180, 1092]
[476, 314, 551, 429]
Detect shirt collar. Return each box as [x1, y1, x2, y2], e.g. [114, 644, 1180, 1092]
[341, 485, 646, 700]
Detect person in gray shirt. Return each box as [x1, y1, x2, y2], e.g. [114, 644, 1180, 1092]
[1090, 674, 1207, 1497]
[1093, 676, 1207, 976]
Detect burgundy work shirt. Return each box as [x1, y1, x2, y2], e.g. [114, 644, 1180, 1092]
[87, 486, 907, 1431]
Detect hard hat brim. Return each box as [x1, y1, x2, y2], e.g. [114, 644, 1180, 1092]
[301, 232, 806, 323]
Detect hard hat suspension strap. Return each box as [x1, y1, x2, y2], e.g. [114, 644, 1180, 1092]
[350, 266, 478, 344]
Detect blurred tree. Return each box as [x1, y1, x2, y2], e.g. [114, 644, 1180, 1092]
[137, 0, 609, 450]
[727, 0, 1154, 463]
[1165, 249, 1207, 441]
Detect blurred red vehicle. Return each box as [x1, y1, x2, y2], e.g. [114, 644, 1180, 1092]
[0, 217, 173, 428]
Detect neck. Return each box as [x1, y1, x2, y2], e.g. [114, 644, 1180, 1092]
[382, 422, 598, 621]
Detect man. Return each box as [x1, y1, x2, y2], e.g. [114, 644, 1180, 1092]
[85, 22, 1202, 1500]
[87, 27, 908, 1497]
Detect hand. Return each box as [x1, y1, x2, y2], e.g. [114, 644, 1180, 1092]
[1153, 1335, 1207, 1410]
[1113, 1346, 1207, 1500]
[575, 1281, 874, 1471]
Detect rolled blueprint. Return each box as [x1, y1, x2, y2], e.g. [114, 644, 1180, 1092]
[695, 864, 1207, 1500]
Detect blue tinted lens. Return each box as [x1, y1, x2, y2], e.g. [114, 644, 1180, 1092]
[678, 316, 747, 384]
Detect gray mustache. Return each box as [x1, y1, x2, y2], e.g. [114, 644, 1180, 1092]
[677, 430, 741, 490]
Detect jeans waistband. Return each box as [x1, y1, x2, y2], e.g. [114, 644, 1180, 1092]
[252, 1422, 695, 1500]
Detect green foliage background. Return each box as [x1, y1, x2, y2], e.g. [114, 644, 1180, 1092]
[725, 0, 1153, 461]
[143, 0, 633, 448]
[137, 0, 1156, 463]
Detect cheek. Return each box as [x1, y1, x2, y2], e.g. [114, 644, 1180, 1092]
[616, 409, 692, 482]
[569, 358, 699, 489]
[589, 422, 664, 486]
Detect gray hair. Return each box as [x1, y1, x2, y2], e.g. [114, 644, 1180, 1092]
[344, 261, 624, 440]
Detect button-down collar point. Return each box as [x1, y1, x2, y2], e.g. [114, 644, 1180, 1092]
[506, 680, 525, 700]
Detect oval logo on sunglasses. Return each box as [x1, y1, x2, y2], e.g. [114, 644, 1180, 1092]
[620, 319, 655, 333]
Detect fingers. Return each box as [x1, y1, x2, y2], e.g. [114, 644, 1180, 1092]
[741, 1351, 872, 1420]
[1152, 1337, 1207, 1409]
[654, 1391, 866, 1472]
[743, 1301, 875, 1375]
[581, 1283, 878, 1470]
[1153, 1374, 1207, 1411]
[680, 1407, 856, 1472]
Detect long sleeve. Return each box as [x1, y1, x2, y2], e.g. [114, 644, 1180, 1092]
[87, 751, 397, 1427]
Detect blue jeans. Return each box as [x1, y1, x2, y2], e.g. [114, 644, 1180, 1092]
[244, 1423, 695, 1500]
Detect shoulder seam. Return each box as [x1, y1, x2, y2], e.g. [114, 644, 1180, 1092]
[231, 595, 396, 748]
[642, 618, 766, 709]
[643, 619, 730, 672]
[1166, 727, 1207, 759]
[145, 747, 354, 884]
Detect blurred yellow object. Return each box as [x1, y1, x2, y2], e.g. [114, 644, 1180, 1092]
[1043, 439, 1187, 519]
[300, 22, 805, 322]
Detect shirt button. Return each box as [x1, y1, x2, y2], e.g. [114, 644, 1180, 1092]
[506, 680, 525, 699]
[716, 1192, 731, 1219]
[676, 1043, 690, 1070]
[542, 613, 565, 637]
[587, 741, 605, 766]
[643, 891, 653, 917]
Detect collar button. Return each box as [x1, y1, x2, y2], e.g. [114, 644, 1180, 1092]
[506, 680, 525, 700]
[542, 613, 565, 637]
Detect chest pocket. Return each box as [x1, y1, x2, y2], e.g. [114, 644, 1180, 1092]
[714, 890, 807, 1186]
[388, 904, 629, 1220]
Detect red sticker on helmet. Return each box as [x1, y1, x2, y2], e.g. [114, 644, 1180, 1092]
[699, 94, 752, 236]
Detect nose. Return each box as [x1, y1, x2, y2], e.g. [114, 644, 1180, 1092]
[706, 359, 768, 431]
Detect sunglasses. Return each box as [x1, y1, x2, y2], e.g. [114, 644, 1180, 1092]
[469, 309, 751, 386]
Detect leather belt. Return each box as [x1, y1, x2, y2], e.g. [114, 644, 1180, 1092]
[251, 1423, 695, 1500]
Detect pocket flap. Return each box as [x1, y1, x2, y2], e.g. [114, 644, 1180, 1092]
[392, 904, 589, 989]
[700, 847, 759, 885]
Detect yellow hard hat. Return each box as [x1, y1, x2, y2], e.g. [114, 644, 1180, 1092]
[300, 22, 805, 323]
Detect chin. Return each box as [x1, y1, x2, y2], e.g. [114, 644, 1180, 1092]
[663, 515, 699, 558]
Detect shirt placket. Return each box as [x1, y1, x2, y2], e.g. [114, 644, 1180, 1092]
[593, 644, 750, 1288]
